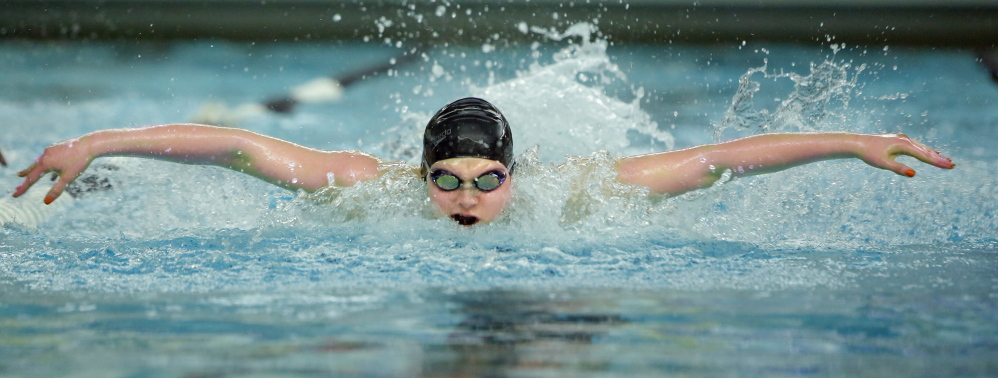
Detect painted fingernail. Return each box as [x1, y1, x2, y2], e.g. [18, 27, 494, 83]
[44, 196, 54, 205]
[905, 169, 916, 177]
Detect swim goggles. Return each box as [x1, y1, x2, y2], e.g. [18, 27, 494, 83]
[429, 169, 507, 192]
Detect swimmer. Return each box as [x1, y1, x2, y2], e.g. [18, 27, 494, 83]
[11, 97, 955, 226]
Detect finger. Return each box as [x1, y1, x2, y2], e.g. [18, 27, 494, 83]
[17, 163, 37, 177]
[883, 158, 916, 178]
[902, 148, 953, 169]
[894, 138, 955, 169]
[12, 167, 47, 198]
[44, 178, 72, 205]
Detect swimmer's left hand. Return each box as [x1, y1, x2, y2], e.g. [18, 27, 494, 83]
[0, 148, 6, 167]
[855, 133, 955, 177]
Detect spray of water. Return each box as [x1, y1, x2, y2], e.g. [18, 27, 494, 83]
[715, 60, 863, 140]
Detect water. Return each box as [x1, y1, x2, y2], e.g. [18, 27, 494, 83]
[1, 24, 997, 376]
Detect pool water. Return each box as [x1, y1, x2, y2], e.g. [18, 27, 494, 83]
[1, 24, 997, 376]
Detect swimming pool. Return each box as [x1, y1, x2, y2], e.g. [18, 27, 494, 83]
[1, 23, 997, 376]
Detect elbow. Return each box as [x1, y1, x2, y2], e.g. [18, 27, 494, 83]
[618, 168, 721, 196]
[326, 152, 383, 187]
[649, 174, 721, 196]
[226, 149, 253, 169]
[616, 149, 727, 196]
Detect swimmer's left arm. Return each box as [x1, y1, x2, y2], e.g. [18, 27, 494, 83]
[615, 132, 955, 196]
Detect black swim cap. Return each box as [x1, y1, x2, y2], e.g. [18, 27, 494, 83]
[421, 97, 514, 176]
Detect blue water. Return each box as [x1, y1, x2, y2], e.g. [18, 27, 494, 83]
[1, 24, 997, 376]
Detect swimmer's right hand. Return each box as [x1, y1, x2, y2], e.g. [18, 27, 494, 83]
[13, 138, 93, 204]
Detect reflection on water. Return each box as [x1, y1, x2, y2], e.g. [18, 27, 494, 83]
[432, 290, 625, 375]
[1, 267, 996, 377]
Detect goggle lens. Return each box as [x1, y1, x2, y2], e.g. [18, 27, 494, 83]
[475, 173, 502, 191]
[430, 170, 506, 192]
[433, 174, 461, 191]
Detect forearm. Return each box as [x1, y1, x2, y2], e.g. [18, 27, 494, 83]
[84, 124, 251, 166]
[705, 132, 861, 176]
[617, 132, 872, 195]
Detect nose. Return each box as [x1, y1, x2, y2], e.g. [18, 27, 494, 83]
[456, 188, 478, 208]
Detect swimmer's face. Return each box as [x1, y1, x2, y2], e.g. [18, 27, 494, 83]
[426, 158, 512, 226]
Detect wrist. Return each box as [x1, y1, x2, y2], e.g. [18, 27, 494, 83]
[842, 133, 868, 158]
[78, 132, 99, 159]
[80, 129, 113, 160]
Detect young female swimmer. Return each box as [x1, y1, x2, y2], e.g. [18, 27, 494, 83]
[12, 97, 955, 226]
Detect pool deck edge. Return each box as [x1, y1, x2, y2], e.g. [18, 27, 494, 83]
[1, 0, 996, 47]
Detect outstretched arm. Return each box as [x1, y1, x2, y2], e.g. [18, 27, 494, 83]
[615, 132, 954, 196]
[13, 124, 383, 203]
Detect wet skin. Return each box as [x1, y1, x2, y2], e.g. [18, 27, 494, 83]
[426, 158, 512, 226]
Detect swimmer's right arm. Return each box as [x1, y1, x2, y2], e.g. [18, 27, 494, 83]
[13, 124, 383, 204]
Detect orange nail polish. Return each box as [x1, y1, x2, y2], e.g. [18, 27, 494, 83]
[44, 196, 54, 205]
[905, 169, 915, 177]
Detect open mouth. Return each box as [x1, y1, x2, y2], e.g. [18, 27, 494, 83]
[451, 214, 480, 226]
